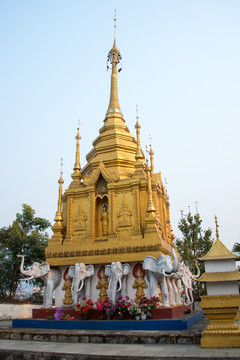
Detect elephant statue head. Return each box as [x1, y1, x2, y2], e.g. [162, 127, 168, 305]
[105, 262, 130, 304]
[17, 255, 61, 308]
[17, 255, 50, 281]
[68, 263, 94, 305]
[177, 261, 200, 306]
[143, 244, 179, 307]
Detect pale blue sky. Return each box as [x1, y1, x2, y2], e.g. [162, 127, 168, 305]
[1, 0, 239, 251]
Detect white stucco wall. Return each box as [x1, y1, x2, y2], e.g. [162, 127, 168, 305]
[0, 304, 40, 320]
[207, 281, 239, 296]
[205, 259, 237, 272]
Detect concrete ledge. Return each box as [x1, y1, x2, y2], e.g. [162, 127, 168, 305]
[0, 304, 40, 320]
[12, 311, 203, 331]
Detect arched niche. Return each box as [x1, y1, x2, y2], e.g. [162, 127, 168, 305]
[94, 176, 109, 239]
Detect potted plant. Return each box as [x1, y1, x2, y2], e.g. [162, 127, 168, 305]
[102, 297, 115, 320]
[128, 301, 142, 320]
[139, 296, 160, 319]
[115, 296, 131, 319]
[75, 297, 95, 319]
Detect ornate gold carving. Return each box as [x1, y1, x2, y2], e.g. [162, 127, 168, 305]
[73, 204, 87, 232]
[46, 243, 161, 259]
[118, 196, 132, 227]
[200, 294, 240, 347]
[83, 162, 118, 186]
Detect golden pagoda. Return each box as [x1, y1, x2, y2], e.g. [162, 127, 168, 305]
[45, 19, 174, 268]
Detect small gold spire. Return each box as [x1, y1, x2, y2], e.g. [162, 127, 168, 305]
[147, 161, 156, 214]
[72, 122, 82, 181]
[55, 158, 64, 222]
[149, 143, 154, 173]
[135, 105, 144, 161]
[106, 10, 122, 115]
[214, 215, 219, 239]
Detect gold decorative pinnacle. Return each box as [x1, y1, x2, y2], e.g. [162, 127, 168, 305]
[54, 158, 64, 222]
[135, 105, 143, 161]
[147, 161, 156, 214]
[106, 10, 122, 115]
[149, 143, 154, 173]
[72, 122, 82, 181]
[214, 215, 219, 239]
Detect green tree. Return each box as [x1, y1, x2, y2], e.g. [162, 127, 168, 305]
[232, 242, 240, 253]
[0, 204, 51, 301]
[176, 211, 214, 299]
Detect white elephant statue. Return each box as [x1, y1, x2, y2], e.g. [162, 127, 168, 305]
[105, 262, 130, 304]
[68, 263, 94, 305]
[170, 272, 183, 305]
[143, 244, 179, 307]
[17, 255, 61, 308]
[177, 261, 200, 306]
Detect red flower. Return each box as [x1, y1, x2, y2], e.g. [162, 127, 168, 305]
[83, 307, 88, 313]
[82, 297, 87, 301]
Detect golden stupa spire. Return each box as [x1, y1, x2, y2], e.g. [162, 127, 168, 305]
[214, 215, 219, 239]
[135, 105, 144, 161]
[146, 160, 156, 214]
[54, 158, 64, 222]
[71, 121, 82, 181]
[106, 9, 122, 115]
[149, 134, 154, 173]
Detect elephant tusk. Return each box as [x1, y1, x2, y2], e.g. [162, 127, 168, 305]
[108, 279, 111, 290]
[162, 269, 172, 277]
[77, 279, 84, 292]
[116, 278, 122, 292]
[19, 275, 35, 281]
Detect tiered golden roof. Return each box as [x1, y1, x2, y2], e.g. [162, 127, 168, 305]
[46, 31, 175, 266]
[198, 237, 240, 261]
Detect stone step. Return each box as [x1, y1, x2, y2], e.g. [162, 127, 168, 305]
[0, 340, 240, 360]
[0, 327, 202, 345]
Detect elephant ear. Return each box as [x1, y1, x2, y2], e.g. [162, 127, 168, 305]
[143, 256, 157, 272]
[86, 265, 94, 277]
[68, 266, 75, 279]
[40, 263, 50, 277]
[105, 265, 111, 277]
[122, 263, 130, 275]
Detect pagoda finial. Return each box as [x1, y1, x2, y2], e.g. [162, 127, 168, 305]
[147, 161, 156, 214]
[106, 10, 122, 115]
[149, 134, 154, 173]
[54, 158, 64, 222]
[71, 121, 82, 181]
[135, 105, 144, 161]
[214, 215, 219, 239]
[114, 9, 117, 43]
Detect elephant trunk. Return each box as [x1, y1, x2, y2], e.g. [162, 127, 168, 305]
[17, 254, 35, 279]
[171, 244, 179, 273]
[19, 275, 35, 281]
[191, 261, 200, 279]
[116, 278, 122, 292]
[77, 279, 84, 292]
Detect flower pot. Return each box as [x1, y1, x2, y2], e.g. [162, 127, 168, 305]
[135, 315, 140, 320]
[141, 314, 147, 320]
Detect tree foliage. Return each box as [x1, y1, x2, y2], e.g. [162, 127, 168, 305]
[232, 242, 240, 253]
[0, 204, 51, 301]
[176, 212, 214, 299]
